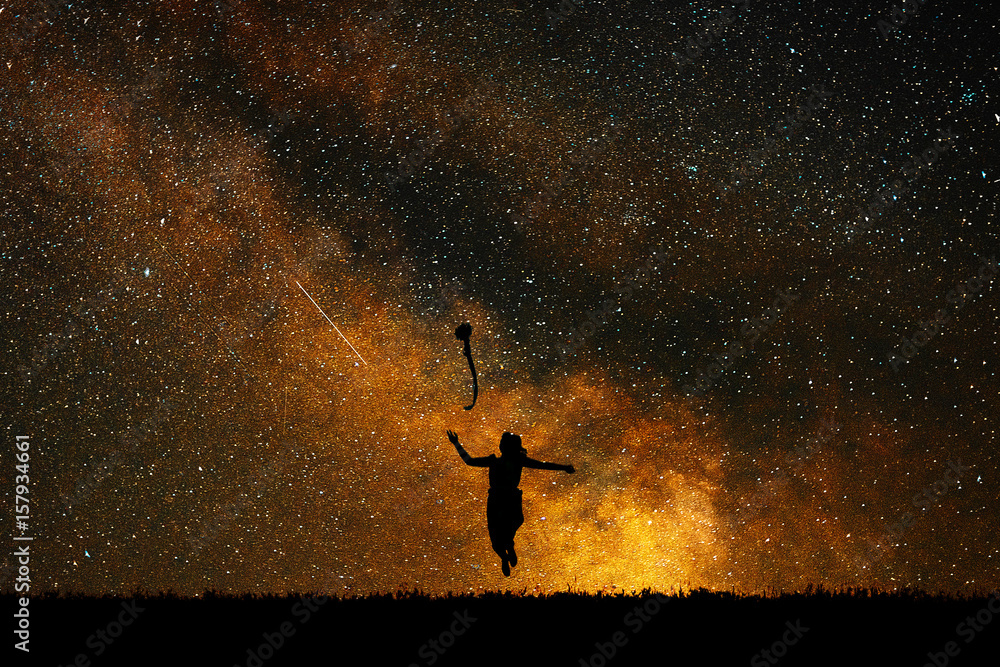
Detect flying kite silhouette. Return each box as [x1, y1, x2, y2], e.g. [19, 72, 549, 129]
[455, 323, 478, 410]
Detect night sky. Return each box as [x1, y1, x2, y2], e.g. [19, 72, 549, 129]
[2, 0, 998, 598]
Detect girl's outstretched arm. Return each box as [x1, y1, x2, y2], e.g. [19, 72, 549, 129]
[447, 430, 491, 467]
[523, 456, 574, 473]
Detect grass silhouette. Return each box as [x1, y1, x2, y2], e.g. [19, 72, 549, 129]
[8, 585, 998, 666]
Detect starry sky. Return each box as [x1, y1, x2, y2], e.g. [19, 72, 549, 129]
[2, 0, 998, 597]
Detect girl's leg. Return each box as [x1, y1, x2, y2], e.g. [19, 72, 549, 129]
[491, 539, 510, 575]
[487, 498, 511, 574]
[508, 489, 524, 565]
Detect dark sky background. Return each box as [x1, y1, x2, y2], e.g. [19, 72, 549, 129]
[2, 0, 997, 598]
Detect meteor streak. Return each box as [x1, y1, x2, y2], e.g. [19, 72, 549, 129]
[294, 280, 368, 366]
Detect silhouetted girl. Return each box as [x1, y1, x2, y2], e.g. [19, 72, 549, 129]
[447, 430, 574, 576]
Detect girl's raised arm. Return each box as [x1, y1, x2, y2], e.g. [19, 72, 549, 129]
[447, 430, 491, 467]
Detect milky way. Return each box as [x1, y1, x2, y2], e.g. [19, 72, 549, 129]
[2, 0, 997, 597]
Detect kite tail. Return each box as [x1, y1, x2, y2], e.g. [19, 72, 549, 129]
[463, 340, 478, 410]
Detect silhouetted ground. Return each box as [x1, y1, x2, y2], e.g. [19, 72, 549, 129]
[7, 586, 1000, 666]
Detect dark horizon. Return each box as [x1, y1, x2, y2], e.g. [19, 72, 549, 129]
[8, 587, 1000, 666]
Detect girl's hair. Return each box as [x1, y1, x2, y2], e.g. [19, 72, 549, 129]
[499, 432, 525, 455]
